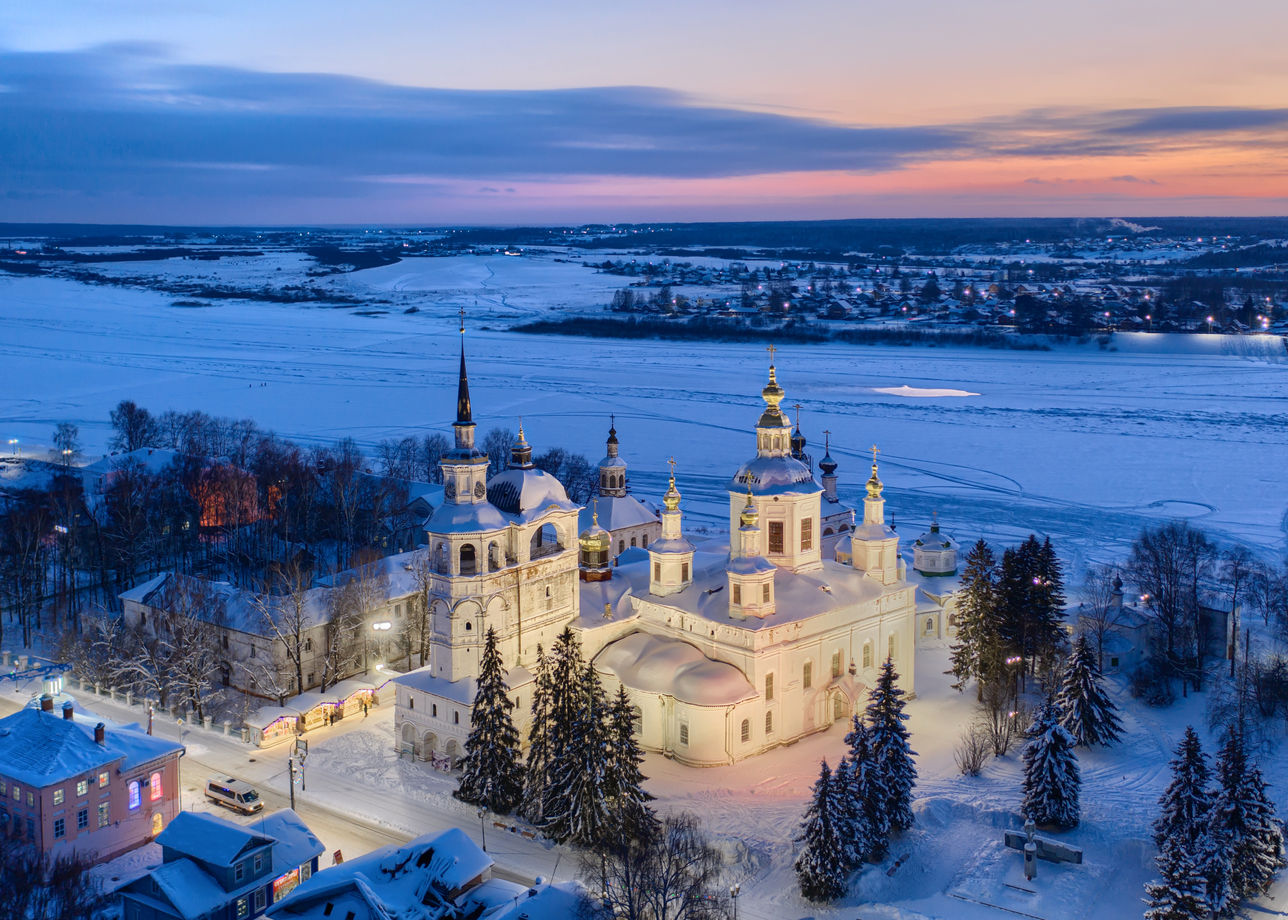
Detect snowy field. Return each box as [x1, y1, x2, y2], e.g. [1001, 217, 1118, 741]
[2, 264, 1287, 577]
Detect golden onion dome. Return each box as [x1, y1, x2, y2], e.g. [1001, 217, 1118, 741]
[579, 511, 611, 551]
[739, 489, 759, 528]
[866, 461, 883, 499]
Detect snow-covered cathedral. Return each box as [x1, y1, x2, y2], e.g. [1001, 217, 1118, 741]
[391, 331, 919, 767]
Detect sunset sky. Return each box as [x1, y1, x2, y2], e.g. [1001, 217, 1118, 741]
[3, 0, 1287, 223]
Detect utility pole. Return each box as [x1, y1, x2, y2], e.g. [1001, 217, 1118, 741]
[288, 757, 296, 811]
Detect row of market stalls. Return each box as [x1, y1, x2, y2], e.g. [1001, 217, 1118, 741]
[243, 676, 392, 747]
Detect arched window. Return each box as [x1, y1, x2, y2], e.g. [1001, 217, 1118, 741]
[459, 544, 477, 576]
[888, 634, 896, 662]
[531, 524, 561, 559]
[619, 540, 625, 554]
[862, 641, 873, 669]
[925, 617, 935, 634]
[464, 621, 472, 631]
[831, 649, 842, 678]
[631, 537, 637, 548]
[434, 542, 449, 574]
[834, 696, 846, 720]
[740, 719, 750, 743]
[149, 772, 162, 802]
[764, 673, 774, 701]
[764, 711, 774, 734]
[642, 534, 648, 548]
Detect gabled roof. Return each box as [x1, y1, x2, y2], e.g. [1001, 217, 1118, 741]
[0, 707, 182, 787]
[158, 811, 272, 867]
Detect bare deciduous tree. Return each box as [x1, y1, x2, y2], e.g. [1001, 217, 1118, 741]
[580, 813, 732, 920]
[1079, 564, 1123, 670]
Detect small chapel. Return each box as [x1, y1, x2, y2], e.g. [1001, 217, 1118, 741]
[391, 330, 920, 767]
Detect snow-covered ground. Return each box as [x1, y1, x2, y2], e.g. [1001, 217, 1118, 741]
[2, 268, 1286, 576]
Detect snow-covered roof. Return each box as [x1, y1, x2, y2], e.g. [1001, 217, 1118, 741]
[0, 707, 183, 787]
[391, 665, 533, 703]
[258, 809, 326, 877]
[608, 545, 892, 631]
[119, 572, 332, 636]
[729, 454, 822, 497]
[148, 857, 228, 920]
[426, 499, 512, 534]
[157, 811, 272, 867]
[291, 676, 384, 713]
[82, 447, 185, 478]
[244, 706, 301, 730]
[456, 878, 585, 920]
[271, 827, 492, 920]
[578, 494, 658, 533]
[595, 631, 756, 706]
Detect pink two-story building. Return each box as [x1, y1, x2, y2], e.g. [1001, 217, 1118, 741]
[0, 696, 184, 862]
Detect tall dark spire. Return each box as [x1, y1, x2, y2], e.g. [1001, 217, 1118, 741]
[456, 307, 472, 425]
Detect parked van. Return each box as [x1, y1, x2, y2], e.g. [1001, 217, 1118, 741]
[204, 775, 263, 815]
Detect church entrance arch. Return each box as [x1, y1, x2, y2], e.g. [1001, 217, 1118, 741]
[445, 739, 460, 767]
[422, 731, 438, 759]
[832, 693, 847, 722]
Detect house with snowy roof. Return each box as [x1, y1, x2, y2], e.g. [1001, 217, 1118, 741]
[268, 826, 581, 920]
[0, 695, 183, 862]
[392, 331, 918, 767]
[120, 809, 324, 920]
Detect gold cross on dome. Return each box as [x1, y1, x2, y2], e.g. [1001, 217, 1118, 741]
[766, 344, 776, 365]
[667, 456, 676, 477]
[870, 444, 880, 463]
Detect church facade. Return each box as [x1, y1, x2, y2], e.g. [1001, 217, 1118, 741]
[392, 334, 919, 767]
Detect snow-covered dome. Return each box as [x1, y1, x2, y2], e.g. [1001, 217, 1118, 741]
[912, 519, 958, 576]
[486, 467, 574, 520]
[595, 632, 755, 706]
[729, 454, 822, 496]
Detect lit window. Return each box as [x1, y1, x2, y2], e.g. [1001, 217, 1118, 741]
[98, 772, 109, 788]
[53, 789, 64, 806]
[77, 779, 88, 797]
[803, 661, 812, 690]
[679, 723, 689, 746]
[128, 781, 140, 811]
[11, 786, 18, 801]
[26, 792, 33, 807]
[150, 773, 162, 802]
[236, 896, 249, 919]
[98, 803, 110, 828]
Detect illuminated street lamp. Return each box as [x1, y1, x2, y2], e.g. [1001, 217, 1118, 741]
[730, 884, 740, 920]
[1206, 316, 1215, 332]
[6, 438, 17, 458]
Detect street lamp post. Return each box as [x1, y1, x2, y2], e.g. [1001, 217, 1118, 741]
[477, 807, 487, 852]
[730, 884, 740, 920]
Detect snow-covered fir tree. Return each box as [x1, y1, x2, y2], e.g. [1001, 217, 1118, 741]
[1154, 727, 1212, 852]
[1145, 844, 1213, 920]
[545, 660, 613, 846]
[949, 538, 998, 694]
[536, 627, 586, 833]
[1021, 700, 1080, 829]
[840, 715, 884, 865]
[456, 626, 524, 814]
[519, 645, 553, 825]
[604, 684, 657, 844]
[1057, 633, 1123, 747]
[865, 658, 918, 834]
[795, 760, 850, 903]
[1211, 730, 1286, 903]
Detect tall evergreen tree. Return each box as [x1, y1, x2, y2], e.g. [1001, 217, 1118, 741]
[795, 760, 850, 903]
[865, 658, 918, 834]
[1020, 700, 1080, 829]
[949, 538, 999, 695]
[545, 658, 613, 846]
[1145, 844, 1213, 920]
[537, 627, 586, 832]
[519, 645, 553, 825]
[1057, 633, 1123, 747]
[1033, 536, 1069, 672]
[840, 716, 884, 864]
[456, 627, 524, 814]
[1211, 731, 1286, 902]
[1154, 727, 1212, 853]
[604, 685, 657, 844]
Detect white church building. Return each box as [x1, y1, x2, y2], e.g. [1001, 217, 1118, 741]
[391, 332, 919, 767]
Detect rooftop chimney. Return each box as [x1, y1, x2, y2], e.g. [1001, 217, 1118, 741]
[62, 701, 74, 720]
[39, 694, 53, 713]
[94, 722, 105, 744]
